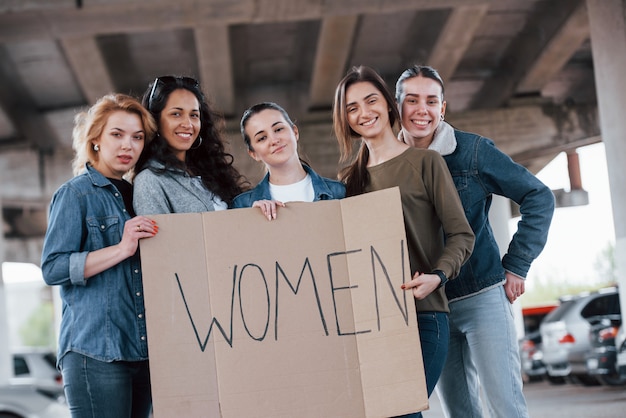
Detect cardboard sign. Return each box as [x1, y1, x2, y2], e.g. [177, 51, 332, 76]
[139, 187, 427, 417]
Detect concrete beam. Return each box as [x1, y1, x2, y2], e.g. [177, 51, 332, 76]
[309, 16, 358, 109]
[448, 101, 600, 161]
[471, 0, 588, 108]
[0, 0, 497, 42]
[0, 45, 58, 152]
[44, 108, 81, 149]
[60, 36, 115, 105]
[517, 1, 590, 93]
[428, 4, 488, 82]
[195, 24, 235, 116]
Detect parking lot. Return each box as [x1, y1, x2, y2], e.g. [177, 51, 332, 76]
[423, 380, 626, 418]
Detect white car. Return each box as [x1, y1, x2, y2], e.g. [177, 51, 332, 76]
[11, 348, 64, 397]
[0, 383, 70, 418]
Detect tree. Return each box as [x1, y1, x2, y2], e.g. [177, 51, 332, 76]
[593, 241, 617, 285]
[18, 302, 56, 348]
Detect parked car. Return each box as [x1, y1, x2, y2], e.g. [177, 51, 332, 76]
[11, 348, 63, 397]
[615, 324, 626, 380]
[520, 330, 547, 382]
[0, 383, 70, 418]
[519, 304, 559, 382]
[585, 314, 625, 386]
[540, 287, 621, 385]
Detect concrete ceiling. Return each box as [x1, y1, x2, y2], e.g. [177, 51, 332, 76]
[0, 0, 603, 241]
[0, 0, 599, 162]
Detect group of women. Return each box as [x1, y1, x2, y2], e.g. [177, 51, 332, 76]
[41, 63, 553, 418]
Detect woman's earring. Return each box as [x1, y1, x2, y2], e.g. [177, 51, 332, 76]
[440, 114, 445, 121]
[93, 144, 99, 152]
[190, 136, 203, 150]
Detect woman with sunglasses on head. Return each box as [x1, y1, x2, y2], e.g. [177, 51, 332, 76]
[233, 101, 345, 218]
[395, 65, 554, 418]
[41, 94, 159, 418]
[333, 66, 474, 417]
[133, 76, 248, 215]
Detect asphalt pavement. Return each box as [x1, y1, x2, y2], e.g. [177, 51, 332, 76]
[422, 379, 626, 418]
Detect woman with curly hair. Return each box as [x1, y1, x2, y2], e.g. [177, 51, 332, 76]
[133, 76, 248, 214]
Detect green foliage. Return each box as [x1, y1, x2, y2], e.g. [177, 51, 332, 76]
[593, 241, 616, 283]
[18, 302, 56, 348]
[521, 240, 617, 308]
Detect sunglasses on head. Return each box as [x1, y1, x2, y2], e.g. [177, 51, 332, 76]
[148, 76, 200, 109]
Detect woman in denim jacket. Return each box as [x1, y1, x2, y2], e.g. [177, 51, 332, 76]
[41, 94, 159, 418]
[396, 65, 555, 418]
[233, 102, 345, 217]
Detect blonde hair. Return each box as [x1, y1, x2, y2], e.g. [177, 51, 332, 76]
[71, 93, 157, 178]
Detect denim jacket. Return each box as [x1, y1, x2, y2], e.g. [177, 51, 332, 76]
[232, 165, 346, 208]
[41, 164, 149, 363]
[433, 124, 555, 302]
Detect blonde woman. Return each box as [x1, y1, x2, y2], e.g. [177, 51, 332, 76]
[41, 94, 159, 418]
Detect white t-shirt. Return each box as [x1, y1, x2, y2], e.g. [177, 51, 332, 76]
[268, 174, 314, 203]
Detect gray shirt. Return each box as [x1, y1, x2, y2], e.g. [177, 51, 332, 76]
[133, 160, 226, 215]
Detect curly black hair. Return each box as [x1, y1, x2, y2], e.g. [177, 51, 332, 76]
[136, 76, 248, 205]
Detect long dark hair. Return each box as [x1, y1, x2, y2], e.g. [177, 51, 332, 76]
[333, 66, 400, 196]
[137, 76, 248, 204]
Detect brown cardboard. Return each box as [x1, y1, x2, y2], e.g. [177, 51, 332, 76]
[139, 187, 428, 417]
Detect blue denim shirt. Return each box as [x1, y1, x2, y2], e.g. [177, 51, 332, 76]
[232, 165, 346, 208]
[440, 127, 555, 301]
[41, 164, 149, 363]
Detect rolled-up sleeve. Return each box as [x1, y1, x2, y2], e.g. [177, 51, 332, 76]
[41, 185, 86, 286]
[68, 251, 89, 286]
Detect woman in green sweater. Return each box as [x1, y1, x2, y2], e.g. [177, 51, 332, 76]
[332, 65, 474, 417]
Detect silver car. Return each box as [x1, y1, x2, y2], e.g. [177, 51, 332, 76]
[540, 287, 621, 385]
[11, 348, 64, 397]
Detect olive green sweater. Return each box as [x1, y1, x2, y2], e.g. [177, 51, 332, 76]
[366, 147, 474, 312]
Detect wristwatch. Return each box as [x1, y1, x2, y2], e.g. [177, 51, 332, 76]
[433, 270, 448, 288]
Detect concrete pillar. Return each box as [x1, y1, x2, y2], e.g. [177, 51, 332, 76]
[587, 0, 626, 316]
[0, 195, 11, 384]
[489, 195, 524, 339]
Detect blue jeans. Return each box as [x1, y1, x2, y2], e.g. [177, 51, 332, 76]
[396, 311, 450, 418]
[436, 286, 529, 418]
[60, 351, 152, 418]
